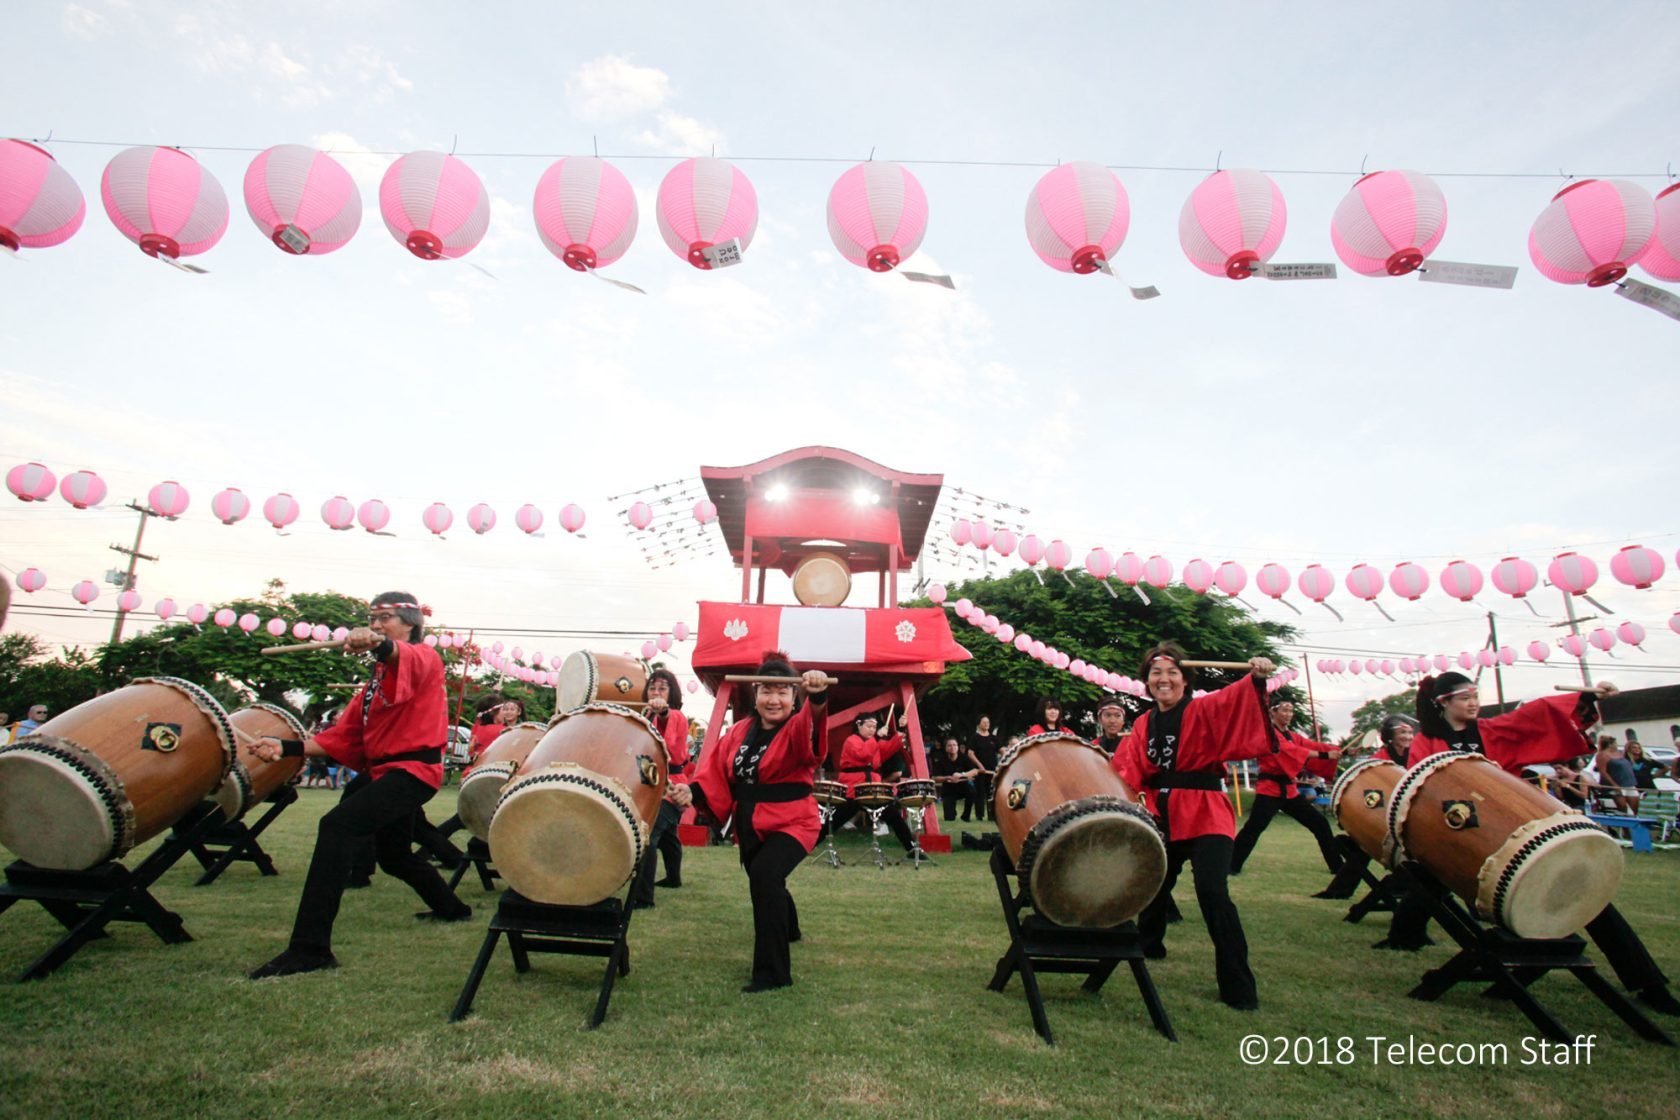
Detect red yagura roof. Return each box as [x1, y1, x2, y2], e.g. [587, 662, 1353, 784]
[700, 446, 943, 570]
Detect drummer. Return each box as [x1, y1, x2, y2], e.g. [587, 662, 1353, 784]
[247, 591, 473, 979]
[1109, 643, 1280, 1010]
[1093, 696, 1128, 757]
[631, 666, 690, 907]
[667, 652, 832, 992]
[824, 712, 916, 854]
[1230, 696, 1342, 876]
[1026, 697, 1070, 737]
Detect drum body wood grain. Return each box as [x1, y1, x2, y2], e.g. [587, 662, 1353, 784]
[0, 677, 235, 869]
[992, 732, 1165, 928]
[489, 704, 668, 905]
[555, 651, 649, 712]
[211, 704, 308, 821]
[1330, 757, 1404, 865]
[455, 722, 546, 842]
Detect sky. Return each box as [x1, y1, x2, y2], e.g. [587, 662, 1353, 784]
[3, 0, 1678, 734]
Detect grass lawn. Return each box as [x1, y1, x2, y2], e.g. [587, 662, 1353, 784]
[0, 788, 1674, 1119]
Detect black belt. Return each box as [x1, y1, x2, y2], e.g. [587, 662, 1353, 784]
[840, 766, 877, 775]
[376, 747, 444, 766]
[735, 782, 813, 806]
[1147, 771, 1224, 792]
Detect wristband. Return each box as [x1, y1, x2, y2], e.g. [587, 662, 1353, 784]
[372, 638, 395, 661]
[280, 739, 305, 758]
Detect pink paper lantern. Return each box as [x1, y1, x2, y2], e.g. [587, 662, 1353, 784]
[993, 529, 1017, 558]
[1547, 552, 1599, 596]
[7, 462, 55, 502]
[264, 617, 286, 637]
[263, 493, 300, 531]
[212, 608, 235, 628]
[438, 635, 454, 651]
[511, 646, 524, 661]
[970, 522, 994, 551]
[954, 598, 974, 618]
[516, 504, 544, 535]
[1528, 179, 1656, 287]
[1617, 621, 1646, 647]
[311, 624, 331, 642]
[0, 139, 85, 252]
[687, 680, 699, 694]
[147, 481, 190, 520]
[529, 650, 544, 667]
[71, 580, 99, 606]
[1070, 659, 1087, 675]
[1490, 556, 1538, 599]
[1527, 640, 1551, 662]
[1638, 183, 1680, 281]
[237, 613, 260, 633]
[533, 156, 638, 271]
[627, 502, 653, 530]
[1475, 650, 1495, 669]
[1053, 651, 1069, 670]
[321, 496, 355, 531]
[1113, 552, 1143, 586]
[1348, 660, 1362, 676]
[101, 146, 228, 259]
[982, 615, 1000, 634]
[657, 158, 758, 269]
[424, 635, 438, 648]
[154, 598, 176, 621]
[555, 503, 585, 534]
[357, 499, 390, 534]
[927, 583, 947, 605]
[1398, 658, 1415, 674]
[640, 640, 658, 660]
[1142, 555, 1172, 588]
[1297, 564, 1335, 604]
[1432, 654, 1451, 672]
[244, 144, 361, 255]
[1179, 168, 1287, 279]
[1030, 641, 1047, 660]
[423, 502, 453, 537]
[1023, 161, 1130, 274]
[1380, 659, 1396, 675]
[1456, 652, 1475, 670]
[996, 624, 1014, 643]
[1439, 560, 1483, 602]
[1497, 646, 1516, 666]
[186, 603, 208, 625]
[468, 503, 496, 534]
[1330, 170, 1447, 276]
[673, 622, 690, 642]
[1609, 544, 1664, 590]
[657, 633, 674, 652]
[210, 487, 250, 525]
[828, 161, 928, 272]
[693, 500, 717, 525]
[1018, 534, 1045, 566]
[1085, 548, 1114, 580]
[1214, 561, 1247, 597]
[1560, 634, 1587, 658]
[292, 621, 312, 640]
[1588, 628, 1617, 653]
[16, 568, 44, 593]
[1014, 633, 1032, 652]
[1389, 561, 1429, 601]
[1366, 659, 1380, 675]
[117, 589, 141, 612]
[1256, 563, 1290, 600]
[58, 470, 106, 509]
[1045, 540, 1073, 572]
[379, 151, 490, 260]
[332, 626, 350, 642]
[1345, 564, 1384, 602]
[949, 519, 972, 546]
[1182, 559, 1214, 594]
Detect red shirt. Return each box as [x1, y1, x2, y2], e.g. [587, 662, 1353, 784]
[313, 642, 448, 788]
[468, 722, 503, 761]
[1407, 694, 1595, 774]
[1255, 728, 1337, 798]
[1111, 675, 1278, 842]
[836, 732, 903, 794]
[690, 698, 828, 851]
[652, 708, 691, 792]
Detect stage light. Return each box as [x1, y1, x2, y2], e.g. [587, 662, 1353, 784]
[766, 484, 790, 502]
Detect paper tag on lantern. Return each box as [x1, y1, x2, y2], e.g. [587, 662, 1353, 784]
[1093, 259, 1161, 299]
[588, 268, 647, 295]
[1258, 262, 1338, 281]
[1417, 260, 1518, 289]
[1615, 278, 1680, 322]
[156, 255, 208, 275]
[902, 271, 955, 289]
[700, 239, 744, 268]
[277, 225, 311, 254]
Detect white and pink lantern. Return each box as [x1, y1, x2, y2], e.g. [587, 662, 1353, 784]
[468, 503, 496, 535]
[147, 481, 190, 520]
[58, 470, 106, 509]
[423, 502, 453, 537]
[1018, 535, 1045, 567]
[117, 589, 141, 612]
[1023, 161, 1129, 274]
[212, 608, 235, 628]
[1085, 548, 1114, 580]
[266, 618, 287, 638]
[1475, 650, 1495, 669]
[7, 462, 55, 502]
[1527, 640, 1551, 662]
[673, 621, 690, 642]
[627, 502, 653, 530]
[949, 519, 972, 546]
[1182, 558, 1214, 594]
[1045, 540, 1073, 572]
[640, 640, 658, 660]
[1609, 544, 1664, 590]
[1588, 628, 1617, 653]
[993, 529, 1017, 558]
[379, 151, 490, 260]
[1638, 183, 1680, 281]
[657, 633, 673, 652]
[1389, 561, 1429, 602]
[332, 626, 349, 642]
[1490, 556, 1538, 600]
[1349, 660, 1362, 675]
[211, 487, 250, 525]
[559, 503, 586, 534]
[101, 146, 228, 261]
[693, 499, 717, 525]
[243, 144, 361, 255]
[516, 504, 544, 535]
[1179, 168, 1287, 279]
[1214, 561, 1247, 597]
[1529, 179, 1655, 287]
[292, 621, 312, 640]
[0, 139, 85, 253]
[72, 579, 99, 606]
[1560, 634, 1587, 658]
[970, 522, 994, 551]
[1547, 552, 1599, 597]
[311, 624, 331, 642]
[1296, 564, 1340, 619]
[686, 681, 699, 694]
[263, 492, 300, 531]
[154, 598, 176, 621]
[1617, 621, 1646, 647]
[1142, 555, 1172, 588]
[321, 496, 355, 531]
[1498, 646, 1517, 666]
[827, 160, 928, 272]
[927, 583, 947, 605]
[237, 613, 260, 634]
[656, 158, 758, 269]
[357, 499, 390, 534]
[1432, 654, 1451, 673]
[533, 156, 638, 271]
[1439, 560, 1483, 602]
[1256, 563, 1292, 605]
[186, 603, 207, 625]
[1330, 170, 1447, 276]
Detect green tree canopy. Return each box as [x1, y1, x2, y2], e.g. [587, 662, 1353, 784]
[1344, 688, 1419, 745]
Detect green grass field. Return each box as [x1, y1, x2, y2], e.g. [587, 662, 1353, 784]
[0, 789, 1674, 1119]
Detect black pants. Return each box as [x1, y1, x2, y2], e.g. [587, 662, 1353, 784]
[738, 829, 806, 986]
[1138, 834, 1256, 1008]
[657, 810, 683, 884]
[341, 773, 377, 883]
[413, 810, 463, 868]
[968, 774, 992, 820]
[633, 801, 682, 905]
[826, 801, 915, 852]
[938, 781, 971, 821]
[289, 770, 467, 953]
[1315, 836, 1371, 899]
[1231, 792, 1342, 874]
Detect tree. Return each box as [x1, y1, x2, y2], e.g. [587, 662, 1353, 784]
[909, 570, 1298, 741]
[1345, 688, 1418, 745]
[0, 634, 103, 720]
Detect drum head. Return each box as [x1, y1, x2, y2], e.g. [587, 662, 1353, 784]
[457, 763, 516, 842]
[792, 552, 852, 607]
[1493, 825, 1624, 940]
[1026, 805, 1166, 928]
[209, 763, 253, 823]
[895, 780, 936, 808]
[490, 769, 642, 906]
[555, 652, 598, 712]
[813, 780, 846, 806]
[0, 748, 118, 870]
[855, 782, 895, 808]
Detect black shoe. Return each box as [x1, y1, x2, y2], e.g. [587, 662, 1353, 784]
[1229, 867, 1244, 876]
[1223, 997, 1260, 1011]
[1371, 936, 1431, 951]
[248, 949, 338, 979]
[655, 878, 681, 889]
[1312, 888, 1353, 900]
[1638, 986, 1680, 1015]
[1142, 944, 1166, 960]
[414, 908, 473, 922]
[630, 900, 654, 910]
[345, 877, 373, 889]
[741, 980, 791, 993]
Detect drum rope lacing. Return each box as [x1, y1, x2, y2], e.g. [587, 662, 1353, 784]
[1488, 817, 1610, 923]
[246, 702, 307, 740]
[1, 734, 136, 860]
[1016, 794, 1161, 890]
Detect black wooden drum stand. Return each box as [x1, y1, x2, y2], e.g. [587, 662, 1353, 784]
[1403, 864, 1674, 1046]
[449, 851, 651, 1028]
[446, 836, 501, 893]
[985, 846, 1176, 1046]
[0, 802, 224, 981]
[1344, 868, 1402, 924]
[183, 784, 299, 886]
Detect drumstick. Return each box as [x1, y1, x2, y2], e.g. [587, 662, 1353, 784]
[1553, 684, 1608, 693]
[724, 674, 841, 686]
[261, 639, 348, 656]
[1180, 660, 1255, 670]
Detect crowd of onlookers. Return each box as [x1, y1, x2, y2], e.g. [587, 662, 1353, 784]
[1527, 729, 1676, 815]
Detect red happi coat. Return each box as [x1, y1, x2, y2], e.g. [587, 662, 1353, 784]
[691, 699, 828, 851]
[313, 641, 448, 788]
[1254, 728, 1338, 798]
[837, 732, 903, 795]
[468, 722, 502, 762]
[1407, 694, 1595, 775]
[1111, 675, 1279, 842]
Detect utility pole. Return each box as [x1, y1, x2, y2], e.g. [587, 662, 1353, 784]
[108, 502, 158, 646]
[1559, 588, 1592, 688]
[1487, 611, 1506, 708]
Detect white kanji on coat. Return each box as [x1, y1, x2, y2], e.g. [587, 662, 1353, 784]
[723, 618, 749, 641]
[895, 619, 917, 643]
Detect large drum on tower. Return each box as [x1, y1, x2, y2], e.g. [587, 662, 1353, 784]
[210, 703, 308, 821]
[0, 677, 235, 870]
[791, 551, 851, 607]
[1387, 752, 1622, 940]
[555, 651, 649, 712]
[992, 731, 1166, 928]
[1330, 757, 1404, 865]
[489, 704, 669, 905]
[454, 721, 546, 842]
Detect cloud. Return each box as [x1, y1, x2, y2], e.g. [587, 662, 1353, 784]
[310, 131, 390, 191]
[60, 4, 109, 38]
[633, 110, 724, 156]
[566, 55, 672, 121]
[261, 43, 332, 108]
[337, 44, 413, 103]
[426, 288, 475, 327]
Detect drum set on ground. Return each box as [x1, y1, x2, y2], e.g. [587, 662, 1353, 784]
[813, 778, 939, 871]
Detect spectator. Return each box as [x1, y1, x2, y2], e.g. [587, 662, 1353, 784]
[966, 715, 1001, 821]
[1625, 741, 1669, 790]
[928, 737, 978, 821]
[1592, 735, 1640, 813]
[8, 702, 48, 743]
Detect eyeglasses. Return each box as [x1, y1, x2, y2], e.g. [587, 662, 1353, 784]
[368, 612, 399, 624]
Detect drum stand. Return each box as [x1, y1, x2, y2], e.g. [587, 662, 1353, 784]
[812, 805, 845, 869]
[182, 785, 299, 886]
[985, 846, 1175, 1046]
[1401, 863, 1674, 1047]
[0, 802, 224, 982]
[447, 836, 502, 893]
[893, 804, 936, 869]
[863, 805, 890, 870]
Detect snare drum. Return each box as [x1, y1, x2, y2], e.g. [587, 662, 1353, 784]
[0, 677, 235, 870]
[813, 780, 847, 807]
[555, 651, 649, 712]
[853, 781, 896, 809]
[894, 779, 937, 809]
[1388, 752, 1623, 939]
[993, 732, 1166, 928]
[1329, 757, 1404, 866]
[490, 704, 668, 906]
[211, 703, 308, 822]
[455, 722, 547, 842]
